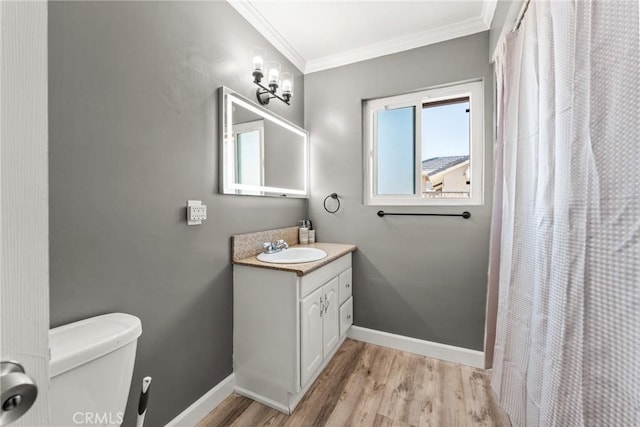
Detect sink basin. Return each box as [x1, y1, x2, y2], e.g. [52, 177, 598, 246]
[257, 247, 328, 264]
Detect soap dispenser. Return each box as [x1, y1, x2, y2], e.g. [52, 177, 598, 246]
[298, 220, 309, 245]
[308, 220, 315, 243]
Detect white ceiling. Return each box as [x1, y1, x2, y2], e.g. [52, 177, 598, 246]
[228, 1, 497, 74]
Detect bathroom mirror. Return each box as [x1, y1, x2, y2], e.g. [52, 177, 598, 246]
[219, 87, 309, 198]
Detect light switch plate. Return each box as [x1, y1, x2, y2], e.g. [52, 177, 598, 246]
[187, 200, 207, 225]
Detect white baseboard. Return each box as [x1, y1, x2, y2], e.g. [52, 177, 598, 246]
[347, 326, 484, 369]
[165, 373, 235, 427]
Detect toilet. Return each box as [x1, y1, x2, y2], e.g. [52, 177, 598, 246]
[49, 313, 142, 427]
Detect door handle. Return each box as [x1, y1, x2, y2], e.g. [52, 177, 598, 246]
[1, 361, 38, 426]
[324, 295, 329, 314]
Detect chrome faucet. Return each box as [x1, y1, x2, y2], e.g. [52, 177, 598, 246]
[262, 239, 289, 254]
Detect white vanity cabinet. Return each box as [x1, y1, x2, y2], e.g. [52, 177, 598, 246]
[233, 252, 353, 414]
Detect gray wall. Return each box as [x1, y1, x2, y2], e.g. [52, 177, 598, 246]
[305, 32, 493, 351]
[48, 2, 304, 426]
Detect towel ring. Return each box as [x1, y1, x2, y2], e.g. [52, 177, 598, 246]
[323, 193, 340, 214]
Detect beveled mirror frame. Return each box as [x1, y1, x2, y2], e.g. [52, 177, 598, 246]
[219, 86, 309, 198]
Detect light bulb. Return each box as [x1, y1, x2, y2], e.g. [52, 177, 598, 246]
[267, 61, 281, 86]
[251, 47, 266, 73]
[253, 56, 263, 72]
[282, 73, 293, 96]
[269, 69, 279, 84]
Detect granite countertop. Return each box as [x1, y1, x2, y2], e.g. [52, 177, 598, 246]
[233, 242, 356, 276]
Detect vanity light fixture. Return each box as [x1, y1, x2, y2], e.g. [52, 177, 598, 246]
[251, 47, 293, 106]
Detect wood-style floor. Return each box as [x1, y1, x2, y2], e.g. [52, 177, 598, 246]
[197, 339, 510, 427]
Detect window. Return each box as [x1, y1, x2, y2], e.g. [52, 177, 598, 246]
[364, 81, 484, 205]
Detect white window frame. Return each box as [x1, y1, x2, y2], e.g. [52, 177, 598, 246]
[363, 80, 484, 206]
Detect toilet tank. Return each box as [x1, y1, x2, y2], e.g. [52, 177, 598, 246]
[49, 313, 142, 427]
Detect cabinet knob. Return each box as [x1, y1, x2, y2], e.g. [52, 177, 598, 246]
[347, 314, 351, 320]
[346, 283, 350, 288]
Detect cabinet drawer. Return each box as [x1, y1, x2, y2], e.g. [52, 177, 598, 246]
[339, 297, 353, 337]
[338, 268, 352, 306]
[300, 254, 351, 298]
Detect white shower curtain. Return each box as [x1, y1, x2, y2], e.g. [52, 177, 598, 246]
[490, 1, 639, 426]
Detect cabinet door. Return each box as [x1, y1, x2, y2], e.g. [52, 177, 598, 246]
[323, 277, 340, 356]
[301, 286, 324, 387]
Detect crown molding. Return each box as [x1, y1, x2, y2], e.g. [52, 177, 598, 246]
[229, 0, 496, 75]
[305, 15, 489, 74]
[227, 0, 306, 73]
[481, 0, 499, 27]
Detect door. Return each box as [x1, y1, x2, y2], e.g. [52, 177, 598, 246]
[322, 278, 340, 356]
[300, 287, 323, 387]
[1, 1, 50, 426]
